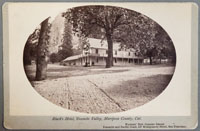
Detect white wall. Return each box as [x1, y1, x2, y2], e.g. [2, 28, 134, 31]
[90, 48, 136, 58]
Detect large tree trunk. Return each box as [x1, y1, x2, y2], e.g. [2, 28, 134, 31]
[23, 42, 32, 65]
[35, 18, 50, 81]
[106, 34, 114, 68]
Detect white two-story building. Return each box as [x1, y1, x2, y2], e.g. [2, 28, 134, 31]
[61, 38, 143, 66]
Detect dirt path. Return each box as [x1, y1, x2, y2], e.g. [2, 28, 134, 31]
[31, 65, 175, 114]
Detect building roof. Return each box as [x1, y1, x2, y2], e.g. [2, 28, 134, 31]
[63, 55, 81, 61]
[88, 38, 120, 50]
[88, 38, 136, 52]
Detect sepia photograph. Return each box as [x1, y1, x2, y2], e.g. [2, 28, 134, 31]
[3, 2, 198, 130]
[23, 5, 176, 114]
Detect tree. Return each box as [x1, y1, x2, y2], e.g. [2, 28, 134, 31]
[113, 14, 176, 65]
[63, 6, 140, 68]
[35, 17, 51, 81]
[23, 27, 41, 65]
[57, 18, 73, 62]
[50, 53, 58, 63]
[62, 6, 176, 66]
[154, 25, 176, 64]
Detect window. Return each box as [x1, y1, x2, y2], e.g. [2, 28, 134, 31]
[115, 58, 117, 63]
[128, 52, 131, 56]
[115, 51, 117, 55]
[106, 50, 108, 54]
[96, 49, 98, 54]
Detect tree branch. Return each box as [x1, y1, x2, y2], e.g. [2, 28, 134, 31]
[112, 14, 123, 29]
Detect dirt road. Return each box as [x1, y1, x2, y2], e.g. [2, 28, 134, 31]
[27, 64, 175, 114]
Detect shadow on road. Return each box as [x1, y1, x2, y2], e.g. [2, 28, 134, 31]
[105, 74, 173, 99]
[24, 64, 129, 82]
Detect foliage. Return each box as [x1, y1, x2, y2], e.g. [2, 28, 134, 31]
[63, 5, 141, 68]
[63, 5, 176, 66]
[23, 27, 41, 65]
[113, 14, 176, 64]
[50, 53, 58, 63]
[56, 18, 73, 62]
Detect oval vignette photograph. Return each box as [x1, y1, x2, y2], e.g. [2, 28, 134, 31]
[23, 5, 176, 114]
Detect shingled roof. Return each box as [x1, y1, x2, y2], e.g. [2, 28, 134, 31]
[63, 55, 82, 62]
[88, 38, 120, 50]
